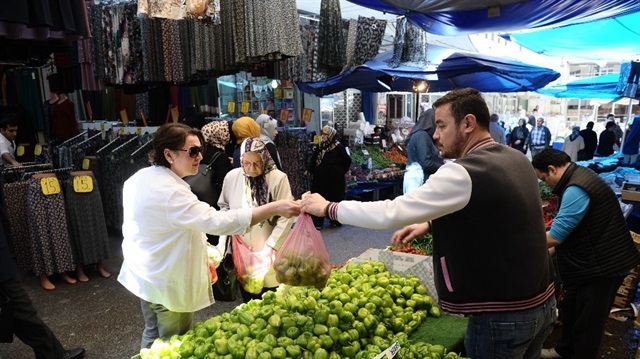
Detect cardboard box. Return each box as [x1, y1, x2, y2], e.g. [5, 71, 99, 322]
[351, 248, 438, 303]
[621, 181, 640, 202]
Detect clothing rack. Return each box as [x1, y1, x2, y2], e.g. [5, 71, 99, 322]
[74, 131, 104, 149]
[1, 163, 54, 174]
[22, 167, 74, 181]
[96, 134, 132, 157]
[109, 135, 140, 160]
[130, 138, 153, 163]
[59, 131, 89, 148]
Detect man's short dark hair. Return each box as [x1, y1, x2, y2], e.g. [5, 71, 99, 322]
[586, 121, 594, 129]
[531, 148, 571, 172]
[605, 121, 616, 129]
[0, 117, 18, 130]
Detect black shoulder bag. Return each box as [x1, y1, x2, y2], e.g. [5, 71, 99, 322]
[212, 236, 237, 301]
[184, 151, 225, 208]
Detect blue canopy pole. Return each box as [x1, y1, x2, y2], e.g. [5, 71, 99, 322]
[362, 92, 376, 124]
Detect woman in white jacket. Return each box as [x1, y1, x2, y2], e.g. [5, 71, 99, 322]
[218, 137, 295, 302]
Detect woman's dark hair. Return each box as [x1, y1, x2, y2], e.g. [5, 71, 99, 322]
[605, 121, 616, 129]
[531, 148, 571, 172]
[149, 123, 203, 168]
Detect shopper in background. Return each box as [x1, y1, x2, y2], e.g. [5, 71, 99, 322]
[0, 211, 85, 359]
[0, 117, 20, 166]
[622, 112, 640, 165]
[508, 118, 530, 154]
[404, 106, 442, 183]
[308, 126, 351, 230]
[117, 123, 299, 349]
[489, 113, 506, 144]
[532, 149, 640, 359]
[595, 121, 616, 157]
[255, 114, 282, 170]
[525, 117, 552, 159]
[231, 116, 261, 168]
[301, 88, 556, 359]
[218, 137, 294, 302]
[578, 121, 597, 160]
[608, 113, 623, 149]
[561, 126, 585, 162]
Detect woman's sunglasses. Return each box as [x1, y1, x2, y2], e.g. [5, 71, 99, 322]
[174, 146, 204, 158]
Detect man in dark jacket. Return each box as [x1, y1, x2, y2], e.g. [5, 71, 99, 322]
[578, 121, 597, 160]
[532, 149, 640, 359]
[0, 208, 85, 359]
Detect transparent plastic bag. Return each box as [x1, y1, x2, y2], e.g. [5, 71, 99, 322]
[274, 214, 332, 289]
[232, 234, 273, 294]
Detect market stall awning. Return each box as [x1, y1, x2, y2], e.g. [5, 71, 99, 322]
[296, 51, 560, 96]
[346, 0, 640, 36]
[433, 52, 561, 93]
[503, 11, 640, 60]
[536, 73, 623, 100]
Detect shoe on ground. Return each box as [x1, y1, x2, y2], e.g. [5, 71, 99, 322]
[63, 347, 85, 359]
[315, 226, 322, 230]
[540, 348, 562, 359]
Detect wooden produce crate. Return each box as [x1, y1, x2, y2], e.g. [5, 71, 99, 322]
[613, 232, 640, 308]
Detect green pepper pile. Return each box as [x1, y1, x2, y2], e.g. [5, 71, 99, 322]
[138, 260, 468, 359]
[350, 146, 395, 169]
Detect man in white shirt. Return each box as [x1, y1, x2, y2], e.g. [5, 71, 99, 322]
[0, 118, 20, 166]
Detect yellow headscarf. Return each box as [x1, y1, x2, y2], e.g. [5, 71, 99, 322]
[232, 117, 261, 144]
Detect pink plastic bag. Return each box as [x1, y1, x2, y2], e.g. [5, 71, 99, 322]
[232, 234, 274, 294]
[274, 214, 332, 289]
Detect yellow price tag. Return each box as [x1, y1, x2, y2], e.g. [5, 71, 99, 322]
[82, 158, 90, 170]
[137, 127, 142, 135]
[314, 135, 322, 144]
[16, 145, 25, 157]
[73, 175, 93, 193]
[302, 108, 313, 123]
[241, 101, 250, 114]
[40, 177, 61, 195]
[227, 101, 236, 113]
[119, 127, 125, 135]
[34, 144, 42, 156]
[120, 109, 129, 125]
[100, 122, 105, 132]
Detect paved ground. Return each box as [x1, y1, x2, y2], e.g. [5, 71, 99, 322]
[0, 224, 395, 359]
[1, 223, 638, 359]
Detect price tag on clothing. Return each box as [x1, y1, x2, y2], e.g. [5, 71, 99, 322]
[119, 127, 125, 135]
[302, 108, 313, 123]
[100, 122, 105, 132]
[82, 158, 91, 170]
[73, 176, 93, 193]
[120, 109, 129, 125]
[241, 101, 250, 114]
[16, 145, 24, 157]
[137, 127, 142, 135]
[40, 177, 61, 195]
[227, 101, 236, 113]
[279, 109, 289, 123]
[34, 144, 42, 156]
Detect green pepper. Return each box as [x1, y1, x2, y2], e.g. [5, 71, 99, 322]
[265, 325, 279, 336]
[342, 345, 357, 358]
[338, 311, 355, 323]
[353, 321, 367, 338]
[286, 326, 301, 339]
[343, 303, 358, 314]
[338, 332, 352, 346]
[429, 306, 441, 318]
[179, 341, 195, 358]
[305, 297, 318, 311]
[256, 342, 271, 354]
[357, 308, 370, 320]
[313, 324, 328, 336]
[313, 348, 329, 359]
[195, 327, 209, 339]
[295, 333, 309, 347]
[347, 329, 360, 341]
[328, 327, 341, 342]
[239, 312, 255, 326]
[306, 337, 321, 352]
[236, 324, 250, 340]
[246, 347, 258, 359]
[327, 314, 339, 328]
[319, 334, 334, 350]
[271, 347, 286, 359]
[194, 343, 212, 359]
[277, 336, 294, 348]
[282, 317, 297, 330]
[329, 300, 343, 314]
[314, 309, 329, 324]
[286, 344, 302, 358]
[262, 291, 276, 304]
[329, 351, 341, 359]
[374, 324, 387, 338]
[391, 318, 404, 333]
[258, 352, 272, 359]
[215, 338, 229, 355]
[363, 315, 378, 331]
[264, 334, 277, 348]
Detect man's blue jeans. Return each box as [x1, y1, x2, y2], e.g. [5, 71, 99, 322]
[464, 295, 557, 359]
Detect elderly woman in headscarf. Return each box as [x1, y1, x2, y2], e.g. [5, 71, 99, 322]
[231, 116, 261, 168]
[405, 106, 442, 182]
[218, 137, 294, 302]
[308, 126, 352, 230]
[561, 125, 585, 162]
[255, 114, 282, 170]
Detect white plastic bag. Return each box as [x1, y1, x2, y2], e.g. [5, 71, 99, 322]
[403, 162, 424, 194]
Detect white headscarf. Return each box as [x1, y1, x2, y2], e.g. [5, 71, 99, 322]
[255, 114, 278, 143]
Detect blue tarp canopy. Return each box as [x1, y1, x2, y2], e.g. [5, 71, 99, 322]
[346, 0, 640, 36]
[536, 73, 622, 100]
[296, 51, 560, 96]
[504, 11, 640, 60]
